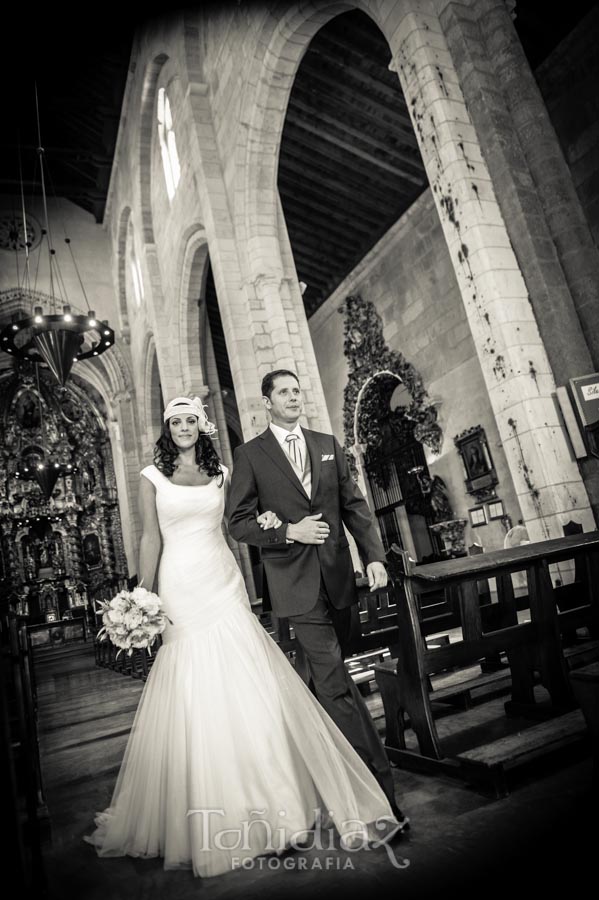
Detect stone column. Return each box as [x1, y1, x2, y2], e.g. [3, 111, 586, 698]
[142, 245, 181, 401]
[435, 0, 599, 513]
[387, 1, 595, 539]
[184, 80, 270, 438]
[202, 326, 258, 603]
[475, 0, 599, 368]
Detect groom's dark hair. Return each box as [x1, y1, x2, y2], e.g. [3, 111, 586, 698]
[261, 369, 300, 399]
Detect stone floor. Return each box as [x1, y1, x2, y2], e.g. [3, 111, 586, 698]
[33, 641, 594, 900]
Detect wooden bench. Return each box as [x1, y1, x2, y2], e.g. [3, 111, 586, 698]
[456, 708, 588, 797]
[94, 632, 162, 681]
[569, 661, 599, 783]
[373, 532, 599, 794]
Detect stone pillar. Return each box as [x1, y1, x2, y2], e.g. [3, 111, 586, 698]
[277, 203, 334, 429]
[435, 0, 599, 514]
[183, 50, 333, 439]
[201, 324, 257, 603]
[254, 274, 296, 371]
[184, 80, 269, 439]
[475, 0, 599, 368]
[388, 1, 595, 539]
[143, 245, 181, 401]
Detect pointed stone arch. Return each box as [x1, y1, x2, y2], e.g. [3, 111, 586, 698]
[141, 333, 163, 443]
[178, 226, 209, 394]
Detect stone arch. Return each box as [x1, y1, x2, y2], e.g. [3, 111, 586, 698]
[115, 205, 132, 341]
[178, 227, 209, 392]
[77, 341, 134, 410]
[240, 0, 396, 278]
[138, 52, 170, 244]
[141, 333, 163, 439]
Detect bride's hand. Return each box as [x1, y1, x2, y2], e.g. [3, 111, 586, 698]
[257, 510, 282, 530]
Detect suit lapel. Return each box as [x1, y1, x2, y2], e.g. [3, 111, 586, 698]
[258, 428, 308, 498]
[303, 429, 321, 502]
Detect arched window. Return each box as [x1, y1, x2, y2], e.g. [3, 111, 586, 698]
[157, 87, 181, 201]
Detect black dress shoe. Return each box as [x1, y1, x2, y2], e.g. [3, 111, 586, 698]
[370, 809, 410, 848]
[390, 804, 410, 832]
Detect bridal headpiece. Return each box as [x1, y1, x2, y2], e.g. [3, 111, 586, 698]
[163, 396, 217, 436]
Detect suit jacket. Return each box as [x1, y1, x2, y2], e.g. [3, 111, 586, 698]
[226, 427, 385, 617]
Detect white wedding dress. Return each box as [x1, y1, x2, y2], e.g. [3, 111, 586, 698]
[85, 464, 397, 878]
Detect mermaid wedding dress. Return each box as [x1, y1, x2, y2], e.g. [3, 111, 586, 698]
[85, 464, 398, 878]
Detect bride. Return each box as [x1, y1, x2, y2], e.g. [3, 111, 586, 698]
[85, 396, 403, 878]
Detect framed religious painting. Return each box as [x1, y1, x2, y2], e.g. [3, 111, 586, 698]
[454, 425, 498, 500]
[82, 532, 102, 569]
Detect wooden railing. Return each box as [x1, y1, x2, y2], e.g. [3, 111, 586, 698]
[373, 531, 599, 794]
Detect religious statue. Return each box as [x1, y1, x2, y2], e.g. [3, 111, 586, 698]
[39, 544, 50, 568]
[18, 394, 39, 429]
[429, 475, 454, 522]
[410, 467, 454, 523]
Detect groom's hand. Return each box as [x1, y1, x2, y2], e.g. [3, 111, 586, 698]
[287, 513, 330, 544]
[367, 561, 388, 591]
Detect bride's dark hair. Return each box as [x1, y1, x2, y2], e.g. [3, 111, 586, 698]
[154, 422, 224, 485]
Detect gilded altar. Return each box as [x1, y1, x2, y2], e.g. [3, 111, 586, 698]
[0, 363, 127, 623]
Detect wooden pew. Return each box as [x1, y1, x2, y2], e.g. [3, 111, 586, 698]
[373, 532, 599, 795]
[0, 612, 48, 894]
[95, 635, 162, 682]
[569, 661, 599, 785]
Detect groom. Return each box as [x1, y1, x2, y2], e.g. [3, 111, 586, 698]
[226, 369, 408, 827]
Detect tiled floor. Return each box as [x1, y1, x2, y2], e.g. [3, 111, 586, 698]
[34, 642, 594, 900]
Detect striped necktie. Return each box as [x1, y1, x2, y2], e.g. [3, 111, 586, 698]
[285, 433, 303, 470]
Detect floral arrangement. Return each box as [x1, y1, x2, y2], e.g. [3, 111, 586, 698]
[95, 585, 170, 657]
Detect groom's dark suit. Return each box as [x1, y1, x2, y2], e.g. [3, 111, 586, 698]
[226, 426, 385, 617]
[227, 425, 399, 811]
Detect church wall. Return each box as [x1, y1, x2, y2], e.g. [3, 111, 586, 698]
[310, 188, 523, 553]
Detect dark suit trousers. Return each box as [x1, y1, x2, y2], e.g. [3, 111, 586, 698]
[286, 581, 395, 806]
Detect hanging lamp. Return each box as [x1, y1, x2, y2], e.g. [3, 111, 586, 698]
[0, 86, 115, 384]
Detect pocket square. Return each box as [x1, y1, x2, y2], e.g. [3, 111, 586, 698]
[321, 454, 334, 461]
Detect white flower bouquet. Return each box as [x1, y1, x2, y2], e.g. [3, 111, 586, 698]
[95, 585, 171, 657]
